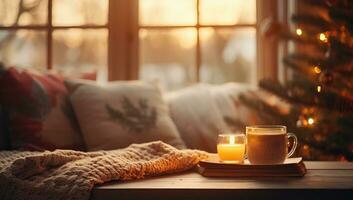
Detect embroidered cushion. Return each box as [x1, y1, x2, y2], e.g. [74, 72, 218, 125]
[0, 66, 85, 150]
[66, 80, 186, 151]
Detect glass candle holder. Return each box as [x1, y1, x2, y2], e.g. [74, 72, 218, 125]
[217, 134, 246, 163]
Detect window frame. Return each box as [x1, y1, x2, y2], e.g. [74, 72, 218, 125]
[0, 0, 109, 71]
[0, 0, 281, 85]
[108, 0, 139, 81]
[117, 0, 281, 86]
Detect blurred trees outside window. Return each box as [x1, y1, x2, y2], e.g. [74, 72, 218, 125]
[0, 0, 108, 80]
[139, 0, 257, 90]
[0, 0, 257, 88]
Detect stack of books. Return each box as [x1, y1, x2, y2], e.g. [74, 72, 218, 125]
[197, 154, 307, 177]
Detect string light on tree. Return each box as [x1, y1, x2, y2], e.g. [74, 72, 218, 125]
[296, 115, 315, 127]
[317, 85, 322, 93]
[319, 33, 328, 42]
[296, 107, 317, 128]
[296, 28, 303, 36]
[313, 66, 321, 74]
[308, 117, 315, 125]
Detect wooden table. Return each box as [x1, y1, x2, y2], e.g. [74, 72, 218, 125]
[91, 162, 353, 200]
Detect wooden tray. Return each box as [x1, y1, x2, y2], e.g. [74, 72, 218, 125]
[197, 154, 307, 177]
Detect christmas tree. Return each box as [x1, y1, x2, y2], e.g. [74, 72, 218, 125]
[241, 0, 353, 161]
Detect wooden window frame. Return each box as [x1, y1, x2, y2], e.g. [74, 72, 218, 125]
[111, 0, 259, 85]
[257, 0, 294, 83]
[115, 0, 285, 86]
[108, 0, 138, 81]
[0, 0, 108, 71]
[0, 0, 282, 85]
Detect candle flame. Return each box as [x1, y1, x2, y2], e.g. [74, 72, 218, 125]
[229, 135, 235, 144]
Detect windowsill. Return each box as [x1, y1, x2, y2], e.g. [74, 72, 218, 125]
[91, 161, 353, 200]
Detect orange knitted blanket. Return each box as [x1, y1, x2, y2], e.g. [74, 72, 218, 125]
[0, 141, 207, 200]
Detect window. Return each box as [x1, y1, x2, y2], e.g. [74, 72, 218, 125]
[0, 0, 108, 80]
[0, 0, 258, 88]
[139, 0, 257, 90]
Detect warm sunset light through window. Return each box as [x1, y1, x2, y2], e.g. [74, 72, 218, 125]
[0, 0, 256, 89]
[139, 0, 257, 90]
[0, 0, 108, 80]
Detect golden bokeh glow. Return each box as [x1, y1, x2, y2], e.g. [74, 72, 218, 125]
[314, 66, 321, 74]
[317, 85, 322, 93]
[319, 33, 328, 42]
[308, 118, 315, 125]
[296, 28, 303, 36]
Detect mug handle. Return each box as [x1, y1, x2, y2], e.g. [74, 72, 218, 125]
[287, 132, 298, 158]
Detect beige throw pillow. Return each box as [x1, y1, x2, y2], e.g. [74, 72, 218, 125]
[67, 80, 185, 151]
[166, 84, 227, 152]
[209, 83, 259, 131]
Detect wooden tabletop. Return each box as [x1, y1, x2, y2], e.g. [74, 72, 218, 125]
[91, 161, 353, 200]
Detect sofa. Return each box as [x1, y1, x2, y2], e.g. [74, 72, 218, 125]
[0, 65, 278, 153]
[0, 65, 294, 199]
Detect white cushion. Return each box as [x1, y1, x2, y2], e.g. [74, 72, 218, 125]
[67, 80, 186, 151]
[166, 84, 227, 152]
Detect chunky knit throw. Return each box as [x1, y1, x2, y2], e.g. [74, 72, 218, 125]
[0, 141, 207, 200]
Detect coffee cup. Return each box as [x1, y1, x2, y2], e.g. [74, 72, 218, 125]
[246, 125, 297, 165]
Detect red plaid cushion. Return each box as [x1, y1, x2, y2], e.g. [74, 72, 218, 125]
[0, 66, 85, 151]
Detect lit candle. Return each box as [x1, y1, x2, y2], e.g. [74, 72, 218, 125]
[217, 134, 246, 163]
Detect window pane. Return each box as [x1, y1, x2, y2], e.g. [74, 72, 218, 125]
[200, 0, 256, 25]
[53, 29, 108, 78]
[0, 0, 47, 26]
[0, 30, 46, 70]
[53, 0, 108, 26]
[200, 28, 256, 84]
[139, 28, 196, 90]
[139, 0, 196, 26]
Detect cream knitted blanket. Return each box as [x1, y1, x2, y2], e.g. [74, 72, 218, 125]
[0, 141, 207, 200]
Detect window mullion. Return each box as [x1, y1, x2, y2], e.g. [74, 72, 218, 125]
[196, 0, 201, 82]
[256, 0, 278, 83]
[47, 0, 53, 70]
[108, 0, 138, 81]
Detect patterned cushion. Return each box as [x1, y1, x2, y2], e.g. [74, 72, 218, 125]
[66, 80, 186, 151]
[0, 66, 85, 151]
